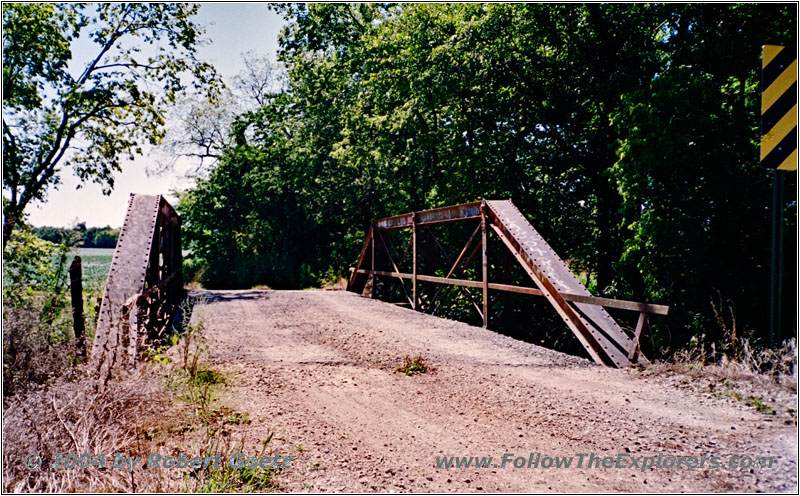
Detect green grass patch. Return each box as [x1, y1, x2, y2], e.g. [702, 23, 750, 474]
[192, 367, 225, 387]
[193, 465, 275, 493]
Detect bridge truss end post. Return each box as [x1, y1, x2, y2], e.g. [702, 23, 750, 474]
[412, 212, 417, 310]
[481, 200, 488, 328]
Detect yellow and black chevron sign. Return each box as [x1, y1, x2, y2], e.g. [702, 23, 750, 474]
[761, 45, 797, 171]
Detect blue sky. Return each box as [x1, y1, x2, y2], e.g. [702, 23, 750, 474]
[25, 4, 286, 228]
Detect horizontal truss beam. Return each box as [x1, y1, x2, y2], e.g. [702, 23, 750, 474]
[375, 201, 482, 230]
[356, 269, 668, 315]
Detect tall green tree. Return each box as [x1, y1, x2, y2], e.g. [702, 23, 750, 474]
[2, 3, 219, 247]
[180, 3, 796, 352]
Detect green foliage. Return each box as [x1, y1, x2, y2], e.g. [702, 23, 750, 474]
[2, 3, 220, 246]
[396, 355, 431, 376]
[2, 226, 79, 395]
[3, 227, 69, 307]
[194, 462, 274, 493]
[178, 4, 796, 355]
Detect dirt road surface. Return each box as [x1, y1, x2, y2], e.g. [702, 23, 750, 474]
[191, 289, 797, 492]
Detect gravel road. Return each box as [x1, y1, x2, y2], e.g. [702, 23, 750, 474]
[191, 289, 797, 493]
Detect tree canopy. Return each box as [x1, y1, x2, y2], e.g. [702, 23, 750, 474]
[2, 3, 219, 247]
[176, 3, 795, 355]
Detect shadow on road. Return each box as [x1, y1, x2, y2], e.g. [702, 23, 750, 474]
[191, 289, 272, 304]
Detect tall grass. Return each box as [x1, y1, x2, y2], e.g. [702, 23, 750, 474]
[3, 293, 278, 492]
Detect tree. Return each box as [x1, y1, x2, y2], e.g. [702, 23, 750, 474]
[2, 3, 219, 247]
[150, 52, 286, 177]
[149, 88, 241, 177]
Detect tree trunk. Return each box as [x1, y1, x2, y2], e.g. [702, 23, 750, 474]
[3, 209, 20, 250]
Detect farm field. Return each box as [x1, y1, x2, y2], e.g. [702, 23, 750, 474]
[69, 248, 114, 290]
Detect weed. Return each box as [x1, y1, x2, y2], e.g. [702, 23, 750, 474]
[396, 354, 431, 376]
[194, 464, 275, 493]
[644, 295, 797, 421]
[188, 434, 277, 492]
[201, 406, 250, 426]
[162, 298, 281, 493]
[193, 368, 225, 386]
[747, 396, 776, 415]
[2, 229, 82, 396]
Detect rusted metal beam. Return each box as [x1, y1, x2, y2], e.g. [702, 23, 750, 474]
[371, 223, 376, 298]
[423, 225, 484, 320]
[487, 224, 611, 365]
[92, 194, 184, 380]
[351, 199, 670, 368]
[412, 213, 417, 310]
[374, 201, 482, 230]
[481, 200, 489, 328]
[629, 312, 649, 362]
[346, 225, 373, 292]
[486, 201, 634, 367]
[399, 234, 413, 267]
[360, 270, 483, 290]
[431, 241, 482, 316]
[483, 283, 669, 315]
[355, 269, 668, 316]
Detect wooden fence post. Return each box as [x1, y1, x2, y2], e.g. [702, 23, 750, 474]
[69, 255, 86, 359]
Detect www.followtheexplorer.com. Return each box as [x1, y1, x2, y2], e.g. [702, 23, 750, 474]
[435, 453, 778, 472]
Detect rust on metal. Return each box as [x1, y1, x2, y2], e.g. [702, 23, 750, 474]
[91, 194, 183, 379]
[348, 199, 669, 368]
[356, 270, 668, 315]
[374, 201, 482, 230]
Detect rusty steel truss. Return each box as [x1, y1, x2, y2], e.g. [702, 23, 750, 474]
[347, 200, 669, 368]
[92, 194, 183, 378]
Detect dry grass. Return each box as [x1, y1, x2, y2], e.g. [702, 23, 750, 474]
[321, 277, 348, 291]
[2, 306, 83, 398]
[3, 295, 278, 493]
[3, 357, 277, 492]
[634, 294, 796, 421]
[638, 336, 797, 421]
[3, 364, 182, 492]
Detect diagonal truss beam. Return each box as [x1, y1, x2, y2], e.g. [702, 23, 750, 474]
[423, 225, 484, 320]
[429, 222, 482, 315]
[376, 229, 414, 306]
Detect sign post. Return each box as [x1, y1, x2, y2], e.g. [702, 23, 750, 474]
[761, 45, 797, 346]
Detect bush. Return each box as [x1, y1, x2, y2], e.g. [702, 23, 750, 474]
[3, 228, 80, 397]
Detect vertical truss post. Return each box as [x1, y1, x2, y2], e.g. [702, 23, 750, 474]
[371, 222, 376, 299]
[412, 212, 418, 310]
[628, 312, 649, 361]
[481, 200, 488, 328]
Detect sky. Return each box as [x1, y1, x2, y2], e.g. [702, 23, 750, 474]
[24, 4, 287, 228]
